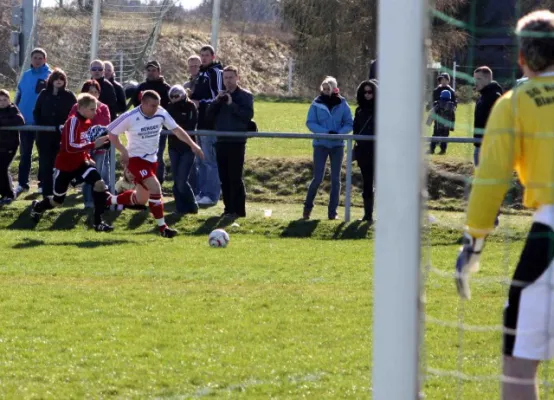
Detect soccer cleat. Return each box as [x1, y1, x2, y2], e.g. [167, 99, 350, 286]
[30, 200, 42, 223]
[94, 221, 114, 232]
[160, 226, 178, 238]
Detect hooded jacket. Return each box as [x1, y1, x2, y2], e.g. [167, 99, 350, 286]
[474, 81, 503, 147]
[306, 93, 353, 148]
[190, 62, 224, 104]
[166, 98, 198, 152]
[108, 76, 128, 116]
[95, 77, 118, 121]
[15, 63, 52, 125]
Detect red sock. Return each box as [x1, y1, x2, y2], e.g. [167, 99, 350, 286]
[110, 190, 137, 206]
[148, 194, 166, 231]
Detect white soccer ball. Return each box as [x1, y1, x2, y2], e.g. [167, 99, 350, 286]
[208, 229, 230, 248]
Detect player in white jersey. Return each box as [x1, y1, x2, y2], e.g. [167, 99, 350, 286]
[108, 90, 204, 238]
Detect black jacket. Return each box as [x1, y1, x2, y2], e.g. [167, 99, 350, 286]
[95, 77, 118, 121]
[131, 77, 171, 109]
[0, 104, 25, 150]
[108, 76, 127, 116]
[190, 62, 224, 103]
[474, 81, 503, 147]
[166, 100, 198, 152]
[430, 85, 458, 105]
[33, 88, 77, 129]
[353, 80, 378, 155]
[207, 86, 254, 144]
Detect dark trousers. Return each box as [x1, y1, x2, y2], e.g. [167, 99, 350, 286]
[18, 130, 36, 188]
[168, 148, 197, 213]
[156, 134, 167, 184]
[215, 142, 246, 217]
[355, 147, 375, 220]
[0, 148, 17, 199]
[36, 132, 61, 198]
[430, 127, 450, 153]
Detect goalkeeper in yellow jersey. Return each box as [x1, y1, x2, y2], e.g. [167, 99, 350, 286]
[456, 10, 554, 400]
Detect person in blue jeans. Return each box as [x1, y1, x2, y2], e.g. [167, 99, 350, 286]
[166, 85, 199, 214]
[303, 76, 353, 220]
[14, 48, 52, 196]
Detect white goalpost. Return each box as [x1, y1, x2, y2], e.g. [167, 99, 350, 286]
[372, 0, 427, 398]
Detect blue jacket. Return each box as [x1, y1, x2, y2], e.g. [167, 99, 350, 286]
[306, 95, 353, 148]
[15, 64, 52, 125]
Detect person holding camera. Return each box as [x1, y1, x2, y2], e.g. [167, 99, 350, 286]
[206, 66, 253, 218]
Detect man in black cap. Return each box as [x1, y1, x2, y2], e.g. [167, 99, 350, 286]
[131, 60, 171, 184]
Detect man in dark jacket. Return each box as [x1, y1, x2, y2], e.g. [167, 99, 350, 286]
[473, 66, 503, 166]
[207, 66, 253, 218]
[0, 90, 25, 204]
[190, 45, 225, 207]
[131, 60, 172, 184]
[104, 61, 127, 117]
[90, 60, 118, 121]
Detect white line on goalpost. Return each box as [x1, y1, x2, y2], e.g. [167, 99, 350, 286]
[373, 0, 427, 398]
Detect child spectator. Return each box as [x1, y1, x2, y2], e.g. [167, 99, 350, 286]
[427, 90, 456, 155]
[0, 90, 25, 204]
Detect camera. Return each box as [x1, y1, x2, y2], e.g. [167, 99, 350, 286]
[219, 92, 230, 103]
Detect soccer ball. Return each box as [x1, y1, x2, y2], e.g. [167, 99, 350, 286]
[208, 229, 230, 248]
[86, 125, 110, 149]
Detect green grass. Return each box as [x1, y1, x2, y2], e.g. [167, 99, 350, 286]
[1, 197, 553, 399]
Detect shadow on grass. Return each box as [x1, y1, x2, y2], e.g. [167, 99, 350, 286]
[281, 219, 319, 238]
[194, 216, 226, 235]
[50, 208, 85, 231]
[332, 220, 372, 240]
[13, 238, 134, 249]
[6, 205, 36, 230]
[127, 210, 150, 230]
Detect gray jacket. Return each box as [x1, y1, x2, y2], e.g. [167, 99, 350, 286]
[207, 86, 254, 143]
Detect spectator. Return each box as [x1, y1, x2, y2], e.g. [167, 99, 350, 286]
[428, 73, 457, 110]
[353, 80, 378, 223]
[427, 90, 456, 155]
[131, 60, 171, 184]
[184, 55, 202, 95]
[183, 55, 202, 195]
[303, 76, 353, 220]
[473, 66, 503, 166]
[34, 68, 77, 199]
[0, 90, 25, 205]
[14, 47, 52, 196]
[68, 80, 111, 208]
[166, 85, 199, 214]
[207, 65, 253, 218]
[190, 45, 224, 207]
[89, 60, 118, 121]
[104, 61, 127, 117]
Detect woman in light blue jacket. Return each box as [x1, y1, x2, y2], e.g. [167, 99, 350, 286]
[303, 76, 353, 220]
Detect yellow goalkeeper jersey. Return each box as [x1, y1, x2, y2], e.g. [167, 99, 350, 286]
[467, 74, 554, 237]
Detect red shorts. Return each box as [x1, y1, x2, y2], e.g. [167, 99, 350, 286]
[127, 157, 158, 186]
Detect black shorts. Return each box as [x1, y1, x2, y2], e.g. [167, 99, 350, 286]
[53, 163, 101, 203]
[503, 221, 554, 360]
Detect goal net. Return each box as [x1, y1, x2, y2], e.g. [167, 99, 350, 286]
[379, 0, 554, 398]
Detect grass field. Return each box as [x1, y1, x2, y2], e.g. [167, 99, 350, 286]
[3, 100, 552, 399]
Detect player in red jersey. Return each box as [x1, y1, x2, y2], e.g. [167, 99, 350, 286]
[30, 93, 113, 231]
[107, 90, 204, 238]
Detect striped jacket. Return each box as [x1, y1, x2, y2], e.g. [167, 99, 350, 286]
[55, 113, 94, 171]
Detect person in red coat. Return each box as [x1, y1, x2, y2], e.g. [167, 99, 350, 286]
[69, 80, 112, 207]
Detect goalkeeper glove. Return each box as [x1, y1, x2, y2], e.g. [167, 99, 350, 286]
[455, 233, 486, 300]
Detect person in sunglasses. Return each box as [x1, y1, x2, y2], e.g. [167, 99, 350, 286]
[353, 79, 378, 223]
[90, 60, 118, 122]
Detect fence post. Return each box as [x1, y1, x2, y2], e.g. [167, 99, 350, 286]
[344, 138, 353, 222]
[288, 58, 294, 96]
[211, 0, 222, 53]
[109, 145, 116, 196]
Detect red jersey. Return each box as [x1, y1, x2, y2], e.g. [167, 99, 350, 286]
[55, 113, 95, 171]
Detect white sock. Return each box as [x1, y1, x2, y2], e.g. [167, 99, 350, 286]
[156, 218, 166, 227]
[110, 195, 117, 205]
